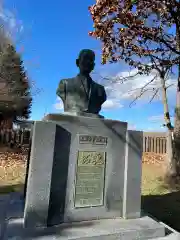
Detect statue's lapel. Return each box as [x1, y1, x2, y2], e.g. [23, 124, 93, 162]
[89, 80, 96, 102]
[75, 75, 96, 107]
[76, 74, 91, 100]
[76, 75, 85, 94]
[75, 75, 82, 89]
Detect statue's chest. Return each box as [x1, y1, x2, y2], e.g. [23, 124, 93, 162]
[67, 80, 92, 102]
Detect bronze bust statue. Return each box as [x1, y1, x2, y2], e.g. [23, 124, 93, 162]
[56, 49, 107, 116]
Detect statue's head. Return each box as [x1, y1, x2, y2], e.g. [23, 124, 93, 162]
[76, 49, 95, 74]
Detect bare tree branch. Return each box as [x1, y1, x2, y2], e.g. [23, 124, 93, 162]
[129, 89, 149, 107]
[149, 89, 159, 103]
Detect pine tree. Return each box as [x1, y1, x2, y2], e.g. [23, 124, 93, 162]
[0, 44, 32, 123]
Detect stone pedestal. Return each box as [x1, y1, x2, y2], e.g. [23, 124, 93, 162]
[24, 114, 142, 227]
[22, 113, 166, 239]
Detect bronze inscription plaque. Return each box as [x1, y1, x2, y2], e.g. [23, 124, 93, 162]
[74, 151, 106, 208]
[79, 135, 107, 145]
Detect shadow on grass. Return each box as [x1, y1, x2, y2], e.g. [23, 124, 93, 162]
[142, 191, 180, 231]
[160, 175, 180, 192]
[0, 183, 24, 194]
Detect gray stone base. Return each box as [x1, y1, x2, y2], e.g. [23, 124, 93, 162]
[3, 216, 166, 240]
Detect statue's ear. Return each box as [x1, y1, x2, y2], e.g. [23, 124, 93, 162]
[76, 59, 79, 67]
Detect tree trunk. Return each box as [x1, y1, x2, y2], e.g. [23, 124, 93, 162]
[160, 75, 175, 175]
[172, 25, 180, 176]
[173, 63, 180, 176]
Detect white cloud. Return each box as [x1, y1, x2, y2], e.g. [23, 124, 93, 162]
[54, 97, 64, 110]
[0, 7, 23, 39]
[102, 69, 176, 106]
[102, 99, 123, 110]
[148, 114, 175, 128]
[148, 115, 164, 122]
[148, 114, 174, 122]
[128, 124, 137, 130]
[53, 68, 177, 112]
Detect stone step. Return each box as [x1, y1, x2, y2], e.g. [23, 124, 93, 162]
[3, 216, 165, 240]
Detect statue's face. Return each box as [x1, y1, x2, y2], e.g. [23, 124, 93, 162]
[78, 52, 95, 74]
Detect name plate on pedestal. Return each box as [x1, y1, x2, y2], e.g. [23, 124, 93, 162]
[79, 135, 107, 145]
[74, 151, 106, 208]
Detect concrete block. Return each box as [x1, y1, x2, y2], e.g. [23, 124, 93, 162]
[4, 216, 165, 240]
[123, 130, 143, 219]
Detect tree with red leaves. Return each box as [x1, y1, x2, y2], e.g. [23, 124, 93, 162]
[89, 0, 180, 176]
[89, 0, 179, 66]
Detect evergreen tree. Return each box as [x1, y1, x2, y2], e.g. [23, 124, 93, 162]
[0, 44, 32, 122]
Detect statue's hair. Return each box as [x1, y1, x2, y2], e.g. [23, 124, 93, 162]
[78, 49, 95, 60]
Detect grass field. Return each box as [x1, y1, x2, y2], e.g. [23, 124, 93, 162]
[0, 153, 180, 231]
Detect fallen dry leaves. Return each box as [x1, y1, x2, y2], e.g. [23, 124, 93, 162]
[0, 151, 166, 167]
[142, 152, 166, 166]
[0, 150, 166, 185]
[0, 150, 27, 184]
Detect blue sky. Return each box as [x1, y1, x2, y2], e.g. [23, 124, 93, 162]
[3, 0, 177, 131]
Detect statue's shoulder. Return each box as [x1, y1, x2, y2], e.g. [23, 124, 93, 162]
[92, 81, 106, 101]
[59, 77, 76, 85]
[60, 77, 75, 82]
[93, 81, 106, 91]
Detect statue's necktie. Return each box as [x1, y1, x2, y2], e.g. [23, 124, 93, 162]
[81, 76, 91, 101]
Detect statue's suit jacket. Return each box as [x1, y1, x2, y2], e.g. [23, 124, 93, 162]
[56, 74, 107, 114]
